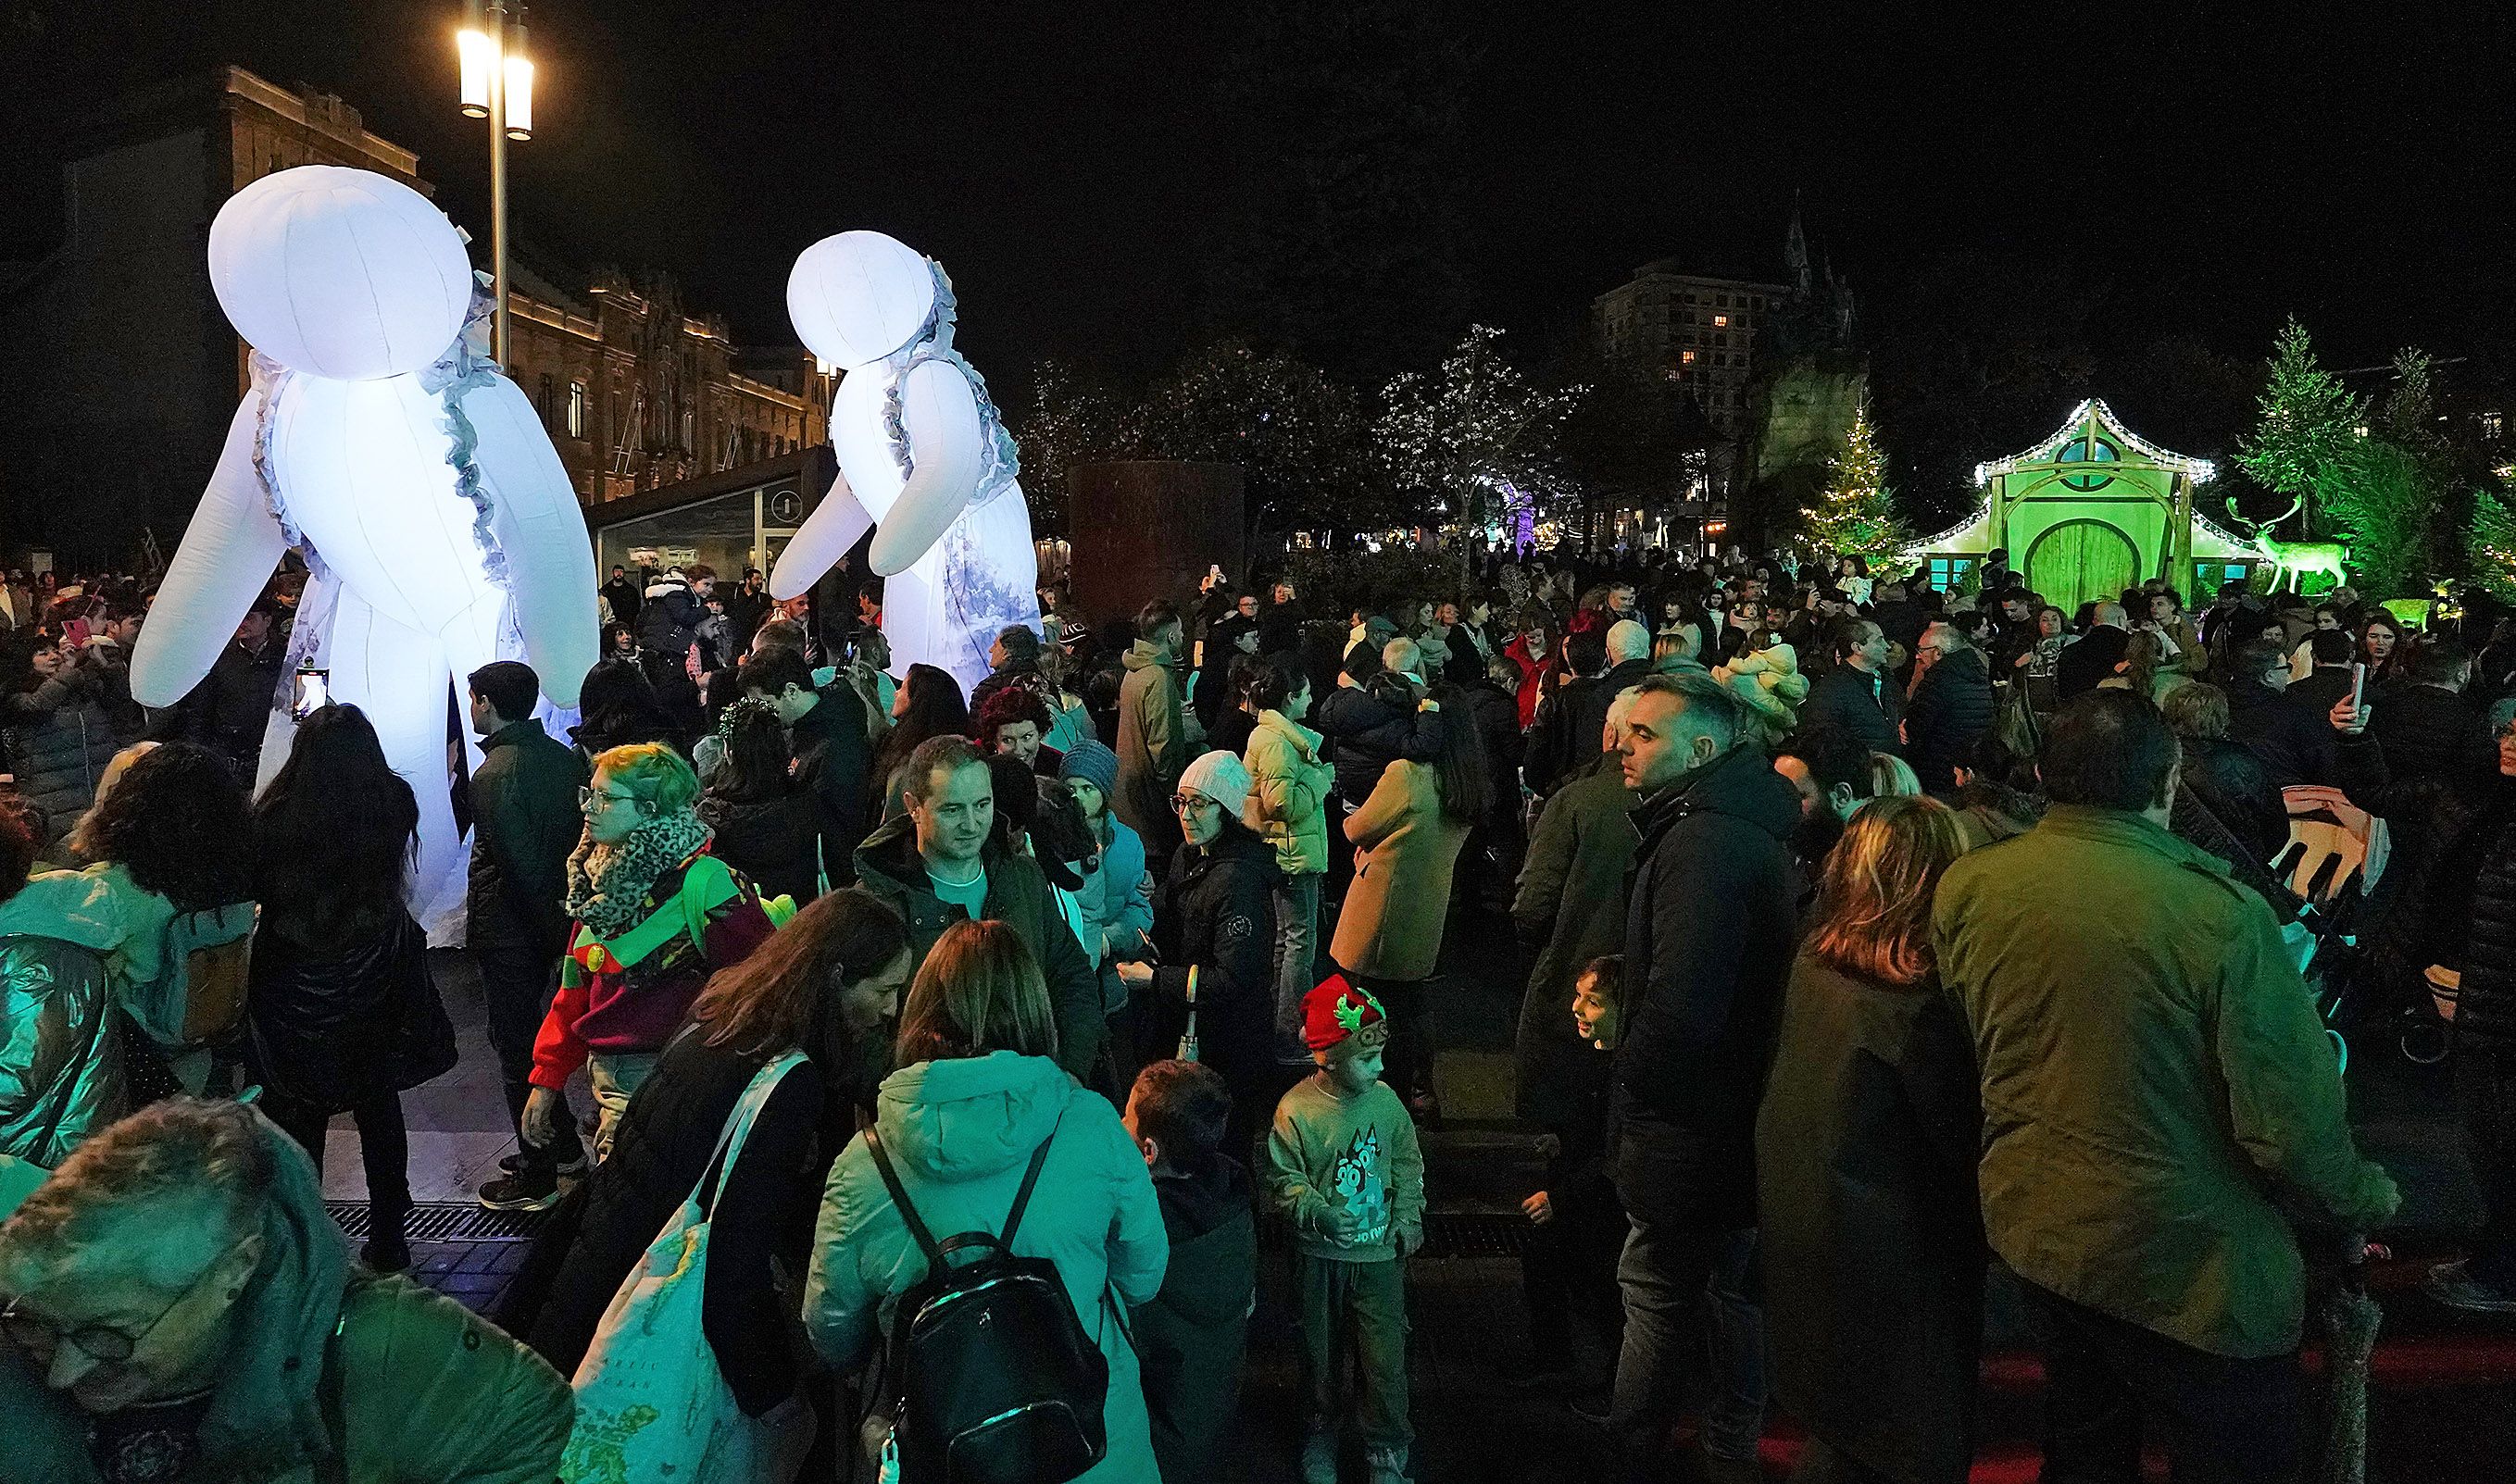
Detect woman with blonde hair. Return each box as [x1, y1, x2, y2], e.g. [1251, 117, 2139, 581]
[1869, 751, 1924, 799]
[806, 920, 1168, 1482]
[1757, 795, 1984, 1484]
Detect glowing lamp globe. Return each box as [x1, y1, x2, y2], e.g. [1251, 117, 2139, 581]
[208, 166, 474, 380]
[786, 231, 935, 370]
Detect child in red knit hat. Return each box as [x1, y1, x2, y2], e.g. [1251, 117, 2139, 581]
[1264, 974, 1425, 1484]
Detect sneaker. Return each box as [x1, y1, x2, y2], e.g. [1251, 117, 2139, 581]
[477, 1166, 562, 1212]
[2425, 1259, 2516, 1315]
[1301, 1428, 1339, 1484]
[495, 1147, 589, 1178]
[360, 1233, 412, 1273]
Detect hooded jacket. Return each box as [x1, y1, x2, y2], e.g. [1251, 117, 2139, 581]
[1613, 744, 1802, 1228]
[1133, 1158, 1257, 1484]
[853, 815, 1107, 1084]
[804, 1052, 1168, 1484]
[1244, 708, 1332, 877]
[0, 1115, 572, 1482]
[1115, 642, 1187, 856]
[1933, 806, 2399, 1356]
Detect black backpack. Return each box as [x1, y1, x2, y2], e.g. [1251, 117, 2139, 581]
[867, 1112, 1110, 1484]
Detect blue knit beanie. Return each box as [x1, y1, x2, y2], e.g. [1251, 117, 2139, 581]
[1059, 738, 1120, 797]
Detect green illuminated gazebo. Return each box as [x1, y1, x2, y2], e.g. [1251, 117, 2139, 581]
[1901, 399, 2260, 612]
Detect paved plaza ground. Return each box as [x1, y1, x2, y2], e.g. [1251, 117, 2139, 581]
[309, 925, 2516, 1482]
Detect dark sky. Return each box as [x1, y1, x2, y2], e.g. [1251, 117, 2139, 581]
[13, 1, 2516, 382]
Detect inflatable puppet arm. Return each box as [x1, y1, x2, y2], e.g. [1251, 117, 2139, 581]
[866, 359, 985, 578]
[767, 466, 875, 602]
[131, 395, 289, 707]
[470, 377, 600, 706]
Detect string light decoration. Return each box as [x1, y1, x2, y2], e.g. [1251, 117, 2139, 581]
[1971, 398, 2215, 487]
[1801, 396, 1911, 565]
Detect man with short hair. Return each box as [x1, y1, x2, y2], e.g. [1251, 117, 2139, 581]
[600, 564, 641, 629]
[969, 622, 1046, 717]
[1801, 617, 1904, 757]
[466, 660, 594, 1210]
[853, 735, 1107, 1082]
[2286, 629, 2360, 718]
[84, 603, 149, 744]
[2055, 601, 2132, 699]
[1608, 674, 1800, 1484]
[1934, 692, 2399, 1483]
[176, 600, 286, 782]
[2367, 639, 2497, 789]
[1905, 619, 1996, 793]
[2224, 637, 2378, 791]
[1527, 618, 1654, 796]
[1118, 599, 1192, 869]
[736, 644, 870, 887]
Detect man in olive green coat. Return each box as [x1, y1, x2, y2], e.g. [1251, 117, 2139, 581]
[1934, 691, 2398, 1484]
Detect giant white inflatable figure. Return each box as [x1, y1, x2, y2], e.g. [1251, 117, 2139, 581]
[770, 231, 1039, 693]
[131, 166, 598, 923]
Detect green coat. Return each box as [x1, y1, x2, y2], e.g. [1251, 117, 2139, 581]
[1932, 805, 2400, 1357]
[1509, 754, 1638, 1129]
[0, 1117, 572, 1482]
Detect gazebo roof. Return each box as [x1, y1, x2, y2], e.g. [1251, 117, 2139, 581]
[1971, 397, 2216, 486]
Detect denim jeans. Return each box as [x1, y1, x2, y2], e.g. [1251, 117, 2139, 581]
[1271, 874, 1322, 1064]
[1610, 1219, 1768, 1478]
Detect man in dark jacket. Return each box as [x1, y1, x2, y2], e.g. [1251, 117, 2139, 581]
[1800, 617, 1904, 758]
[636, 569, 701, 660]
[967, 622, 1049, 717]
[599, 565, 642, 629]
[466, 661, 593, 1209]
[1608, 674, 1800, 1484]
[2422, 717, 2516, 1313]
[175, 602, 285, 783]
[1905, 623, 1997, 793]
[854, 735, 1105, 1086]
[2286, 629, 2360, 719]
[2371, 640, 2497, 792]
[2055, 603, 2133, 700]
[737, 645, 869, 890]
[1528, 621, 1653, 797]
[2225, 639, 2382, 791]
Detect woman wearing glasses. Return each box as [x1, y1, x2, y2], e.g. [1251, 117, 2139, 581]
[0, 1096, 571, 1481]
[521, 744, 775, 1166]
[1116, 751, 1283, 1150]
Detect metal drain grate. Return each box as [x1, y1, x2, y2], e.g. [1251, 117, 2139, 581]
[1258, 1210, 1530, 1260]
[325, 1201, 549, 1243]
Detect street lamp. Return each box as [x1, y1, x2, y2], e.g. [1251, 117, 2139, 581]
[456, 0, 535, 365]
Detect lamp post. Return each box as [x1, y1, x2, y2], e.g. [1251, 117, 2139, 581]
[457, 0, 534, 367]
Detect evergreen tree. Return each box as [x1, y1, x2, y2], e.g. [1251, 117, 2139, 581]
[1801, 398, 1910, 567]
[2236, 317, 2365, 505]
[2312, 438, 2436, 599]
[2468, 488, 2516, 605]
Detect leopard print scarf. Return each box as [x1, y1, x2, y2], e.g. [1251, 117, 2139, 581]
[564, 808, 715, 940]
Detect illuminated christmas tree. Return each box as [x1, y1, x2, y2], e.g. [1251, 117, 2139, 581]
[2468, 488, 2516, 605]
[1801, 398, 1909, 566]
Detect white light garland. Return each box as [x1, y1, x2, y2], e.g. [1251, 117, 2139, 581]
[1971, 398, 2216, 486]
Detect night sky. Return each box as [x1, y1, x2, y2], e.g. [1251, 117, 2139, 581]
[11, 2, 2514, 382]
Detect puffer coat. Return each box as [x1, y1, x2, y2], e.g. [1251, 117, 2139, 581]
[4, 676, 118, 843]
[0, 932, 122, 1166]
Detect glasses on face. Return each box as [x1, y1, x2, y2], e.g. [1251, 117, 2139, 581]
[1, 1244, 234, 1373]
[1170, 793, 1220, 817]
[579, 786, 639, 813]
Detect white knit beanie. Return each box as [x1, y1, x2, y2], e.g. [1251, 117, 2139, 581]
[1178, 749, 1252, 819]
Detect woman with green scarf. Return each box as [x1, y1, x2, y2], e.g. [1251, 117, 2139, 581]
[520, 743, 775, 1163]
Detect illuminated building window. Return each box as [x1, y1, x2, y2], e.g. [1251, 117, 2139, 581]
[2484, 410, 2505, 440]
[1682, 350, 1696, 364]
[1712, 315, 1729, 328]
[568, 381, 587, 439]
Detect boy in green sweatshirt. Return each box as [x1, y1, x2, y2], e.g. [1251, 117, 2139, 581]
[1266, 974, 1426, 1484]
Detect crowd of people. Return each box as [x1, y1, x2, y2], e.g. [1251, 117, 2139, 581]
[0, 540, 2511, 1484]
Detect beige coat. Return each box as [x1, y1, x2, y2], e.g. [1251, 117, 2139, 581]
[1330, 759, 1471, 982]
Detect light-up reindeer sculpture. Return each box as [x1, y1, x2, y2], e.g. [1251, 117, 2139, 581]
[2225, 495, 2351, 593]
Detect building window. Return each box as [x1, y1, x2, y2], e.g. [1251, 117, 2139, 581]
[2484, 410, 2506, 440]
[568, 380, 586, 439]
[1681, 350, 1696, 364]
[1718, 293, 1732, 306]
[1712, 315, 1729, 328]
[537, 373, 555, 423]
[1926, 556, 1977, 592]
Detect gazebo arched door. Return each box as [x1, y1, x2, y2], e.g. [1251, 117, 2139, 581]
[2025, 519, 2138, 617]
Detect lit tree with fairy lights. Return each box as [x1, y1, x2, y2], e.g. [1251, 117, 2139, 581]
[2469, 488, 2516, 604]
[1801, 397, 1910, 566]
[1376, 325, 1583, 549]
